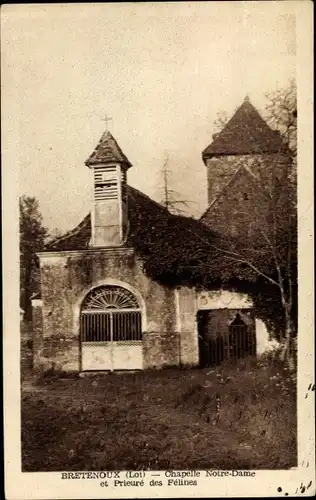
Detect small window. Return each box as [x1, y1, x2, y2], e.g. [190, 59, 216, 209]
[243, 193, 248, 200]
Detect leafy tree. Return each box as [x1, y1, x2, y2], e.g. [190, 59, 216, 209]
[20, 196, 48, 320]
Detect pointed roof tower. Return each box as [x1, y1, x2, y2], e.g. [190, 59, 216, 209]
[202, 96, 283, 162]
[85, 130, 132, 168]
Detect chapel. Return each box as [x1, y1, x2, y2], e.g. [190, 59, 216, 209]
[31, 97, 287, 373]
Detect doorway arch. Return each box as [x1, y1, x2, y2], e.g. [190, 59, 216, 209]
[80, 284, 143, 371]
[229, 313, 256, 359]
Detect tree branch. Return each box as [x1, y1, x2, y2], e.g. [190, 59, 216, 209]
[184, 227, 281, 288]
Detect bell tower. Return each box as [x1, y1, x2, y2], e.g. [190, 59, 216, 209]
[202, 96, 285, 206]
[85, 130, 132, 247]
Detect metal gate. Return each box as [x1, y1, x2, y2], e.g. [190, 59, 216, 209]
[198, 310, 256, 367]
[80, 285, 143, 371]
[228, 313, 256, 359]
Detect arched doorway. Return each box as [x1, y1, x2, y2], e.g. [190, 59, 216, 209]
[229, 313, 256, 359]
[80, 285, 143, 371]
[197, 309, 256, 367]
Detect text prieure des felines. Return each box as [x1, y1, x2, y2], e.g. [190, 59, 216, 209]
[61, 469, 256, 486]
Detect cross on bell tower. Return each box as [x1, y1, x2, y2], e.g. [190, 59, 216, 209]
[101, 114, 113, 130]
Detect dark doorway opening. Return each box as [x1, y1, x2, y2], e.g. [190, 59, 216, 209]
[197, 310, 225, 367]
[197, 309, 256, 367]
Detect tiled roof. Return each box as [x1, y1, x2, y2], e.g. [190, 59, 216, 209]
[85, 130, 132, 168]
[40, 180, 234, 289]
[43, 185, 221, 287]
[202, 97, 283, 160]
[44, 213, 92, 251]
[44, 187, 165, 251]
[44, 186, 219, 256]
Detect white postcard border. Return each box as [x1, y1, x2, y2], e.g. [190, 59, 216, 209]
[2, 2, 314, 499]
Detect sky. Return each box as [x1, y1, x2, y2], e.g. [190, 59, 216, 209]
[3, 2, 296, 233]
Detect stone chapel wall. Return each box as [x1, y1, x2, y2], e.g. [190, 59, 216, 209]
[35, 249, 184, 372]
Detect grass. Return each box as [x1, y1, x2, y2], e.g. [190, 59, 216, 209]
[21, 356, 297, 471]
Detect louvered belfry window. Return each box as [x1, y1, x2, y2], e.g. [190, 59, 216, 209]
[121, 169, 127, 202]
[80, 286, 142, 343]
[94, 166, 118, 201]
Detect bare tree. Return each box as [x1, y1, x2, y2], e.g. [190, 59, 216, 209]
[158, 156, 193, 215]
[213, 110, 230, 134]
[195, 82, 297, 368]
[265, 79, 297, 160]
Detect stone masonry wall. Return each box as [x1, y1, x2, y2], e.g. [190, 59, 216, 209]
[177, 287, 199, 366]
[32, 301, 44, 372]
[206, 153, 290, 206]
[204, 153, 291, 240]
[36, 249, 184, 372]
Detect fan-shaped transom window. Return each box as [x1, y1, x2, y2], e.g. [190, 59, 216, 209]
[82, 285, 140, 312]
